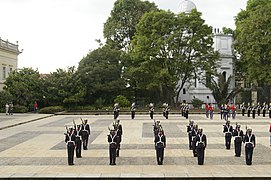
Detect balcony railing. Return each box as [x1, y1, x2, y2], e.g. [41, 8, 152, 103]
[0, 37, 20, 53]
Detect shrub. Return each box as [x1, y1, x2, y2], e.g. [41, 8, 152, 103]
[191, 98, 204, 109]
[39, 106, 64, 114]
[13, 105, 28, 113]
[114, 95, 130, 107]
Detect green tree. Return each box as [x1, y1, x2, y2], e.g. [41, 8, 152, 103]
[205, 73, 243, 105]
[0, 90, 13, 111]
[4, 68, 42, 108]
[235, 0, 271, 84]
[77, 45, 126, 105]
[103, 0, 158, 51]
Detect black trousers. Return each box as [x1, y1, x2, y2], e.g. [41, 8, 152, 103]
[131, 111, 135, 119]
[245, 146, 254, 165]
[114, 111, 119, 119]
[252, 110, 256, 119]
[75, 139, 82, 158]
[156, 146, 164, 165]
[258, 109, 260, 116]
[188, 133, 192, 150]
[67, 143, 75, 165]
[234, 140, 242, 157]
[242, 109, 245, 116]
[185, 111, 189, 119]
[150, 111, 154, 119]
[225, 134, 232, 149]
[165, 111, 169, 119]
[196, 146, 205, 165]
[81, 131, 89, 150]
[263, 110, 266, 117]
[116, 143, 120, 157]
[109, 146, 117, 165]
[248, 110, 250, 117]
[269, 111, 271, 118]
[192, 137, 197, 157]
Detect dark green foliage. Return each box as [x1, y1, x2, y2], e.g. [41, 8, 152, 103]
[13, 105, 28, 113]
[39, 106, 64, 114]
[114, 95, 130, 107]
[191, 98, 204, 109]
[0, 91, 13, 110]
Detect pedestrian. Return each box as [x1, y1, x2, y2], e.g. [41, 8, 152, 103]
[5, 103, 9, 115]
[65, 127, 76, 165]
[257, 102, 261, 116]
[34, 101, 38, 113]
[233, 123, 243, 157]
[108, 128, 120, 165]
[252, 104, 256, 119]
[241, 102, 246, 116]
[9, 102, 13, 115]
[243, 127, 256, 165]
[223, 120, 233, 150]
[162, 103, 169, 119]
[149, 103, 154, 119]
[205, 103, 209, 118]
[247, 103, 251, 117]
[231, 104, 236, 119]
[130, 103, 136, 119]
[209, 104, 214, 120]
[195, 128, 207, 165]
[262, 102, 267, 117]
[154, 128, 166, 165]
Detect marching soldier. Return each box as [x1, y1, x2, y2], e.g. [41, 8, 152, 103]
[130, 102, 136, 119]
[195, 128, 207, 165]
[181, 103, 185, 117]
[243, 127, 256, 165]
[149, 103, 154, 119]
[262, 102, 267, 117]
[65, 127, 76, 165]
[113, 103, 120, 119]
[153, 120, 162, 136]
[81, 119, 91, 150]
[192, 124, 198, 157]
[108, 128, 120, 165]
[241, 102, 246, 116]
[257, 102, 261, 116]
[223, 120, 233, 150]
[232, 123, 243, 157]
[74, 124, 82, 158]
[162, 103, 169, 119]
[247, 103, 251, 117]
[154, 128, 166, 165]
[187, 120, 194, 150]
[220, 104, 225, 120]
[252, 104, 256, 119]
[114, 118, 123, 157]
[184, 104, 189, 119]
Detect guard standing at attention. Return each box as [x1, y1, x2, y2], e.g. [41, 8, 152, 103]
[74, 124, 82, 158]
[65, 127, 76, 165]
[187, 120, 194, 150]
[81, 119, 91, 150]
[243, 127, 256, 165]
[108, 128, 120, 165]
[130, 102, 136, 119]
[223, 120, 233, 150]
[154, 128, 166, 165]
[114, 118, 123, 157]
[195, 128, 207, 165]
[149, 103, 154, 119]
[232, 123, 243, 157]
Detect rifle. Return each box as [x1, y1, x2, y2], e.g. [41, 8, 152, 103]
[73, 120, 76, 128]
[80, 117, 84, 124]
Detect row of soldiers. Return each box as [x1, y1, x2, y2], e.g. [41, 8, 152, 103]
[241, 102, 271, 118]
[223, 120, 256, 165]
[64, 119, 91, 165]
[186, 120, 207, 165]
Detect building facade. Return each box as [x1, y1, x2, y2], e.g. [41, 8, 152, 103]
[0, 38, 21, 90]
[178, 0, 235, 104]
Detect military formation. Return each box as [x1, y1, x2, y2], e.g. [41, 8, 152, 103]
[241, 102, 271, 118]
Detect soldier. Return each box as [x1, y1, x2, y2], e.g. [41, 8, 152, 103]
[74, 124, 82, 158]
[257, 103, 261, 116]
[269, 103, 271, 119]
[209, 104, 214, 120]
[162, 103, 169, 119]
[108, 128, 120, 165]
[252, 104, 256, 119]
[181, 103, 184, 117]
[220, 104, 225, 120]
[130, 102, 136, 119]
[153, 120, 161, 136]
[241, 102, 246, 116]
[113, 103, 120, 119]
[191, 124, 198, 157]
[269, 123, 271, 146]
[149, 103, 154, 119]
[154, 128, 166, 165]
[223, 120, 233, 150]
[243, 127, 256, 165]
[187, 120, 194, 150]
[184, 104, 189, 119]
[195, 128, 207, 165]
[247, 103, 251, 117]
[81, 119, 91, 150]
[9, 102, 13, 115]
[114, 118, 123, 157]
[232, 123, 243, 157]
[65, 127, 76, 165]
[262, 102, 267, 117]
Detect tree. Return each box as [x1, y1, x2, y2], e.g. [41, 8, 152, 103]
[4, 68, 42, 108]
[126, 10, 218, 104]
[77, 45, 126, 105]
[205, 73, 243, 105]
[103, 0, 158, 51]
[235, 0, 271, 84]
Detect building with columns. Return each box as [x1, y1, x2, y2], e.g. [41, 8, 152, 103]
[178, 0, 235, 104]
[0, 37, 22, 90]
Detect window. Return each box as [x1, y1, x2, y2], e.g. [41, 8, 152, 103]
[183, 88, 186, 94]
[2, 67, 6, 80]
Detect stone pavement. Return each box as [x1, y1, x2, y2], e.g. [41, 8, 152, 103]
[0, 113, 271, 179]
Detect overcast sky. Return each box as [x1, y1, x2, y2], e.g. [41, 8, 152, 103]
[0, 0, 248, 74]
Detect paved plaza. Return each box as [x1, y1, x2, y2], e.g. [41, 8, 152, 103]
[0, 112, 271, 178]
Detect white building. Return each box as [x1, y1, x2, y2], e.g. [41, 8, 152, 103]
[0, 37, 22, 90]
[178, 0, 235, 104]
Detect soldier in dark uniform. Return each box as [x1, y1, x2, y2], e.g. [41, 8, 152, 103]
[243, 127, 256, 165]
[181, 103, 185, 117]
[130, 103, 136, 119]
[223, 120, 233, 150]
[184, 104, 189, 119]
[65, 127, 76, 165]
[187, 120, 194, 150]
[113, 103, 120, 119]
[192, 124, 198, 157]
[153, 120, 161, 136]
[257, 103, 261, 116]
[269, 103, 271, 119]
[220, 104, 225, 120]
[232, 123, 243, 157]
[162, 103, 169, 119]
[108, 128, 120, 165]
[114, 119, 123, 157]
[195, 128, 207, 165]
[149, 103, 154, 119]
[241, 102, 246, 116]
[252, 104, 256, 119]
[262, 102, 267, 117]
[247, 103, 251, 117]
[74, 125, 82, 158]
[81, 119, 91, 150]
[154, 128, 166, 165]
